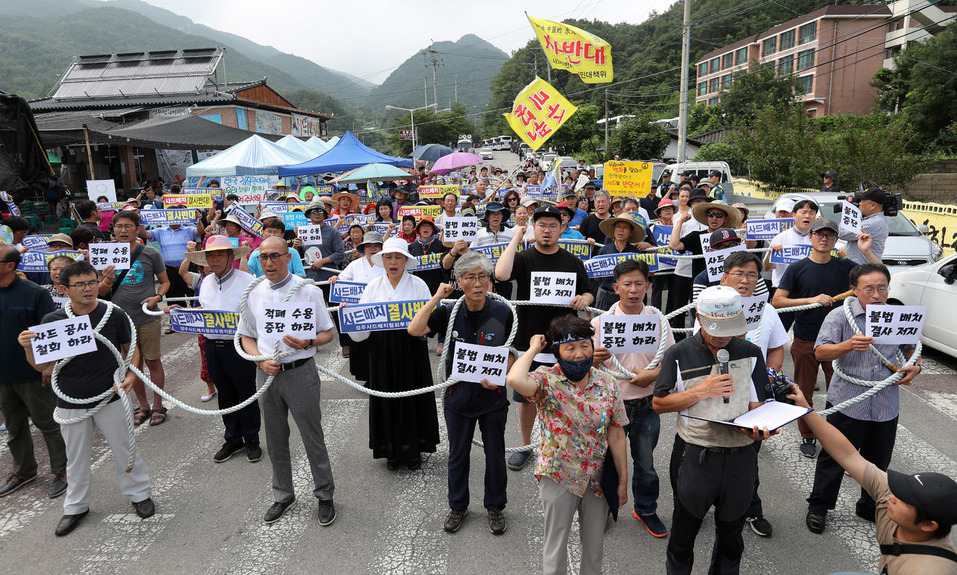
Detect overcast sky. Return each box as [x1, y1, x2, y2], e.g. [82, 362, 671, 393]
[126, 0, 673, 83]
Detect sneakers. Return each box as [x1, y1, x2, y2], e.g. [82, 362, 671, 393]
[443, 509, 469, 533]
[746, 515, 773, 538]
[632, 511, 670, 538]
[264, 498, 295, 524]
[246, 445, 263, 463]
[54, 510, 88, 537]
[0, 471, 38, 498]
[133, 498, 156, 519]
[213, 442, 245, 463]
[506, 450, 532, 471]
[200, 390, 217, 402]
[488, 509, 507, 536]
[806, 509, 827, 534]
[317, 499, 337, 527]
[48, 473, 68, 499]
[799, 438, 819, 459]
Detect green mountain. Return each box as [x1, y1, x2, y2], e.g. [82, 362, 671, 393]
[367, 34, 508, 114]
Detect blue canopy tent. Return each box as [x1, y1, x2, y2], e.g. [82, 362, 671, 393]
[277, 131, 412, 176]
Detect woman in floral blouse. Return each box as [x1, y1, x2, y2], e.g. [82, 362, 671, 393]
[507, 316, 629, 575]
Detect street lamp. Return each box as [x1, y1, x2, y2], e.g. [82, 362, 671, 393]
[385, 103, 435, 154]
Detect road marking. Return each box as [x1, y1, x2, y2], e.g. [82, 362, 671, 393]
[911, 390, 957, 423]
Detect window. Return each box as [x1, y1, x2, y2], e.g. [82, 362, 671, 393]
[722, 52, 733, 69]
[799, 22, 817, 44]
[721, 74, 732, 89]
[777, 54, 794, 76]
[780, 29, 795, 50]
[708, 97, 719, 106]
[796, 75, 813, 95]
[709, 78, 719, 93]
[797, 49, 815, 71]
[697, 81, 707, 96]
[709, 58, 719, 74]
[698, 62, 708, 76]
[885, 46, 902, 60]
[735, 47, 748, 66]
[762, 36, 777, 57]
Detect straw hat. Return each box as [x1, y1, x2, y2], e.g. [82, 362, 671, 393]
[692, 200, 743, 229]
[185, 234, 249, 266]
[47, 233, 74, 249]
[371, 237, 417, 270]
[599, 211, 648, 243]
[332, 191, 360, 213]
[258, 209, 280, 222]
[304, 201, 328, 217]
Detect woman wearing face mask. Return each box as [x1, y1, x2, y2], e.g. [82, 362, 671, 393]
[507, 316, 629, 575]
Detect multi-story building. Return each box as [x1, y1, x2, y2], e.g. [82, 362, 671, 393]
[694, 1, 955, 117]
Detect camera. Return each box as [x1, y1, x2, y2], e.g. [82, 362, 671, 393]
[835, 185, 903, 217]
[766, 368, 795, 405]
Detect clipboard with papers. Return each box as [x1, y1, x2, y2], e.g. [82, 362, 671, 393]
[680, 401, 811, 432]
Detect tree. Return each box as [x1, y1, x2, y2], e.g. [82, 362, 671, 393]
[610, 115, 670, 160]
[545, 103, 601, 156]
[718, 65, 798, 128]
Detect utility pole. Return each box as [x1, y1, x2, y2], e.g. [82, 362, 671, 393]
[453, 77, 458, 105]
[533, 53, 538, 80]
[546, 59, 552, 84]
[604, 89, 610, 161]
[422, 47, 441, 111]
[677, 0, 691, 164]
[424, 78, 428, 107]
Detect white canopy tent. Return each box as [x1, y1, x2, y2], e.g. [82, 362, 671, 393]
[305, 136, 330, 155]
[275, 135, 320, 161]
[185, 134, 309, 177]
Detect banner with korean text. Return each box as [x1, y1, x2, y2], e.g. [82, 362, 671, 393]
[603, 161, 653, 197]
[338, 300, 429, 333]
[527, 14, 613, 84]
[504, 77, 577, 151]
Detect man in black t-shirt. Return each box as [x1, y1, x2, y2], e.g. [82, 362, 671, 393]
[409, 252, 512, 536]
[578, 190, 611, 247]
[18, 261, 154, 536]
[495, 206, 592, 471]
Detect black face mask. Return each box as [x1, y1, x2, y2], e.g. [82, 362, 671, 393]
[557, 356, 593, 382]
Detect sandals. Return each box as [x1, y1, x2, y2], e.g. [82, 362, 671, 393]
[149, 407, 168, 427]
[133, 408, 151, 426]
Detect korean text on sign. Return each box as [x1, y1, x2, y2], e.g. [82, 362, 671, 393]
[504, 77, 578, 151]
[530, 271, 577, 305]
[297, 224, 324, 247]
[839, 201, 862, 236]
[225, 206, 264, 237]
[746, 219, 793, 241]
[526, 15, 613, 84]
[329, 281, 366, 304]
[417, 184, 460, 200]
[864, 304, 926, 345]
[416, 253, 444, 271]
[170, 309, 239, 336]
[338, 300, 428, 333]
[17, 250, 83, 273]
[29, 316, 97, 364]
[602, 161, 653, 198]
[139, 209, 196, 227]
[162, 194, 212, 209]
[740, 295, 766, 332]
[705, 244, 745, 282]
[556, 239, 592, 260]
[398, 205, 443, 219]
[585, 253, 661, 279]
[450, 343, 510, 387]
[89, 242, 131, 270]
[769, 244, 812, 265]
[598, 315, 660, 354]
[442, 217, 481, 243]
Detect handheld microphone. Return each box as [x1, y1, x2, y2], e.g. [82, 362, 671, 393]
[716, 349, 730, 404]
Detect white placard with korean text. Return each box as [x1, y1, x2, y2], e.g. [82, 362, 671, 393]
[529, 271, 577, 305]
[741, 295, 766, 332]
[441, 216, 481, 243]
[839, 201, 862, 237]
[450, 343, 509, 386]
[704, 244, 745, 282]
[297, 224, 324, 247]
[598, 315, 660, 354]
[864, 304, 926, 345]
[29, 316, 97, 364]
[89, 242, 131, 270]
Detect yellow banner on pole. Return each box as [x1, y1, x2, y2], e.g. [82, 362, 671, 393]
[504, 77, 577, 152]
[527, 14, 613, 84]
[602, 161, 654, 197]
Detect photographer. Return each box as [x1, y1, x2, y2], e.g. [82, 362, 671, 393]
[841, 187, 890, 265]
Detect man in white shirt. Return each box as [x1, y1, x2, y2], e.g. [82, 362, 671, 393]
[237, 237, 338, 527]
[186, 236, 260, 464]
[768, 199, 817, 332]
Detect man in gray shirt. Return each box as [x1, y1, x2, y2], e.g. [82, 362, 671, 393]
[295, 201, 345, 286]
[841, 187, 889, 265]
[805, 263, 921, 535]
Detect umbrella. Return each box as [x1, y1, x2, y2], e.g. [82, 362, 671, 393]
[430, 152, 482, 175]
[413, 143, 453, 163]
[333, 162, 412, 184]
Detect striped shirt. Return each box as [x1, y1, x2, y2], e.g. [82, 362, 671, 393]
[815, 299, 902, 422]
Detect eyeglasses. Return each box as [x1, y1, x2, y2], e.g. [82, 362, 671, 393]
[260, 252, 287, 262]
[727, 271, 760, 281]
[459, 273, 490, 283]
[68, 280, 99, 289]
[858, 285, 889, 295]
[706, 211, 726, 218]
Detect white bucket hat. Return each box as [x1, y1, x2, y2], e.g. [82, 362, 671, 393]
[371, 237, 417, 270]
[697, 285, 747, 337]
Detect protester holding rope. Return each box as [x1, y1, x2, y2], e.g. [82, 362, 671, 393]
[805, 263, 923, 535]
[237, 236, 338, 527]
[18, 260, 154, 536]
[408, 252, 511, 536]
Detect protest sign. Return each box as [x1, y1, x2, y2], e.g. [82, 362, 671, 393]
[417, 184, 460, 200]
[741, 295, 766, 332]
[16, 250, 83, 273]
[527, 15, 613, 84]
[187, 175, 277, 200]
[471, 242, 510, 265]
[839, 201, 862, 236]
[864, 305, 926, 345]
[442, 216, 481, 243]
[415, 252, 444, 271]
[530, 271, 576, 305]
[556, 239, 592, 260]
[281, 210, 309, 230]
[28, 316, 97, 364]
[169, 309, 239, 336]
[450, 343, 509, 386]
[504, 77, 577, 151]
[329, 281, 366, 304]
[370, 222, 392, 236]
[704, 244, 745, 282]
[650, 224, 678, 268]
[598, 315, 660, 354]
[523, 184, 556, 202]
[603, 161, 653, 197]
[163, 194, 212, 209]
[225, 206, 264, 237]
[338, 300, 428, 333]
[89, 243, 131, 270]
[398, 205, 443, 219]
[1, 191, 20, 216]
[297, 224, 324, 247]
[584, 252, 662, 279]
[22, 235, 50, 251]
[258, 202, 309, 214]
[86, 180, 117, 203]
[769, 244, 812, 265]
[139, 209, 197, 227]
[746, 218, 793, 241]
[262, 303, 318, 344]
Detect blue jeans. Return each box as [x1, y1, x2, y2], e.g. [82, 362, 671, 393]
[624, 397, 661, 515]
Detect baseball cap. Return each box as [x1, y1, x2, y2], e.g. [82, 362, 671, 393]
[708, 169, 722, 178]
[709, 228, 742, 249]
[859, 187, 888, 206]
[697, 286, 748, 337]
[688, 187, 713, 204]
[533, 205, 563, 223]
[887, 469, 957, 527]
[810, 219, 839, 234]
[47, 233, 74, 248]
[773, 197, 797, 214]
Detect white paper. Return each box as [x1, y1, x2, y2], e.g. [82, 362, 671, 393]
[29, 316, 97, 364]
[864, 304, 926, 345]
[260, 302, 318, 353]
[732, 401, 810, 431]
[89, 242, 131, 270]
[704, 244, 746, 282]
[740, 295, 766, 332]
[86, 179, 117, 203]
[839, 201, 862, 236]
[441, 216, 481, 243]
[450, 343, 509, 386]
[297, 224, 324, 247]
[529, 271, 577, 305]
[598, 315, 660, 354]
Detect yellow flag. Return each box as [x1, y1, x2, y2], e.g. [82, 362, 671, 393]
[527, 14, 613, 84]
[504, 77, 578, 151]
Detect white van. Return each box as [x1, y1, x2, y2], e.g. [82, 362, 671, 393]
[656, 161, 735, 199]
